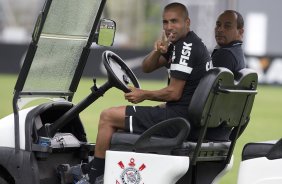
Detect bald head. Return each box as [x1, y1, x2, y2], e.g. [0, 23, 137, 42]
[222, 10, 244, 29]
[164, 2, 189, 20]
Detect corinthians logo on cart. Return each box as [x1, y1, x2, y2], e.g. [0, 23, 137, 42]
[116, 158, 146, 184]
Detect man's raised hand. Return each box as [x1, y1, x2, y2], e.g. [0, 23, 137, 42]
[155, 30, 172, 54]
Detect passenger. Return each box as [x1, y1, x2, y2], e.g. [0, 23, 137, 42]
[212, 10, 246, 73]
[206, 10, 246, 141]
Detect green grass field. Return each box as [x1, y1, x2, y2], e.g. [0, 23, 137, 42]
[0, 73, 281, 183]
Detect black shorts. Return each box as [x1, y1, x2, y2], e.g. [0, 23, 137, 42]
[124, 105, 189, 138]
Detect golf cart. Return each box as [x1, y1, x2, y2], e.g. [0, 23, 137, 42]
[0, 0, 279, 184]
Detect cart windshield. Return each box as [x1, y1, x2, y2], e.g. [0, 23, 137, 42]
[17, 0, 103, 98]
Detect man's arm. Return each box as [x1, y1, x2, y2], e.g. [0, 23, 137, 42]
[142, 50, 167, 73]
[124, 77, 186, 104]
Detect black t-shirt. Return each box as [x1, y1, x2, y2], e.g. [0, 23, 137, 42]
[211, 41, 246, 73]
[163, 31, 211, 107]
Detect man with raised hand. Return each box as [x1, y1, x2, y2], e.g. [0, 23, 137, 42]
[68, 2, 211, 184]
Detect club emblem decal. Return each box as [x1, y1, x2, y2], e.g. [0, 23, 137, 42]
[116, 158, 146, 184]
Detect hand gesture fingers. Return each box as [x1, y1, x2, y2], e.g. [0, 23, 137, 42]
[156, 30, 172, 53]
[161, 30, 169, 45]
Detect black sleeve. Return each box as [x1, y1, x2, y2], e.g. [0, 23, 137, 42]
[212, 49, 236, 71]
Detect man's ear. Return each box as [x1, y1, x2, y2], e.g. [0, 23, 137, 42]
[186, 17, 190, 27]
[239, 28, 244, 36]
[237, 28, 244, 40]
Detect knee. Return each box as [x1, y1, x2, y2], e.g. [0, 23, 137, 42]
[99, 108, 116, 128]
[98, 106, 125, 130]
[100, 108, 113, 121]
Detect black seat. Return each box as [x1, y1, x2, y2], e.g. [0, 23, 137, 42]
[110, 67, 258, 184]
[110, 117, 191, 155]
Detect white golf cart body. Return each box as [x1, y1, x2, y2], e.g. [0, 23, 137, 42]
[1, 0, 279, 184]
[0, 107, 35, 149]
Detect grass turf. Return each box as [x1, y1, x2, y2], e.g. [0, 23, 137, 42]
[0, 74, 281, 183]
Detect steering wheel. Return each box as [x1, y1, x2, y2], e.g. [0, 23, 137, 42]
[102, 50, 141, 93]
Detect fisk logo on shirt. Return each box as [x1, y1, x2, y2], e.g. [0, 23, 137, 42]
[180, 42, 192, 66]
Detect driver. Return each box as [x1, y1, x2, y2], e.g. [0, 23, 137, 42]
[75, 2, 211, 183]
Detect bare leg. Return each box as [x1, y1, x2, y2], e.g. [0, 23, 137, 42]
[94, 106, 127, 158]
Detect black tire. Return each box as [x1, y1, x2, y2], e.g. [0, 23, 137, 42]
[0, 176, 8, 184]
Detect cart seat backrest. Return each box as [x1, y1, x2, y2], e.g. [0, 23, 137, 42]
[188, 67, 258, 130]
[182, 67, 258, 169]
